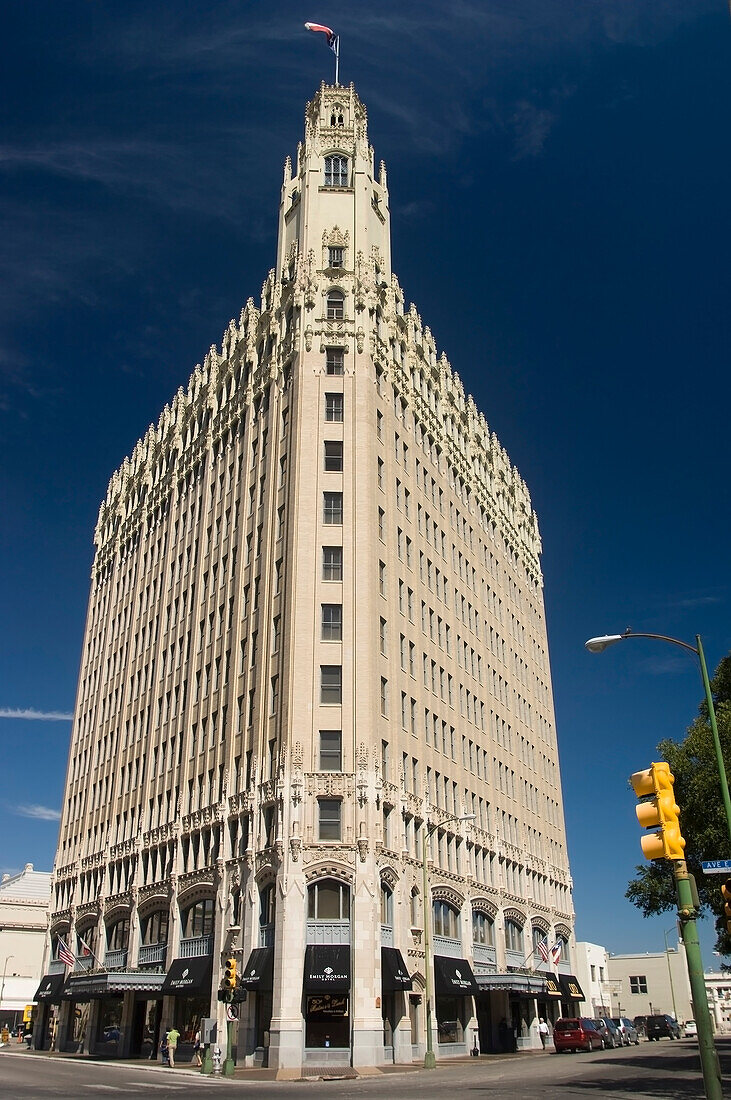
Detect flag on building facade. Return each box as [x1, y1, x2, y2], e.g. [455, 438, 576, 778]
[536, 936, 549, 963]
[57, 938, 75, 967]
[550, 940, 562, 966]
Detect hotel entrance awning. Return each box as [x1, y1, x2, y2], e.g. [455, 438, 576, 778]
[303, 945, 350, 993]
[558, 974, 585, 1002]
[34, 973, 66, 1003]
[433, 955, 478, 996]
[161, 955, 213, 996]
[240, 947, 274, 991]
[381, 947, 412, 992]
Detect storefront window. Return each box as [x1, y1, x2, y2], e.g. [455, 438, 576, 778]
[97, 997, 123, 1049]
[436, 995, 463, 1043]
[173, 995, 210, 1049]
[305, 994, 349, 1048]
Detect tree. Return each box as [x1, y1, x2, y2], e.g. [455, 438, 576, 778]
[625, 654, 731, 954]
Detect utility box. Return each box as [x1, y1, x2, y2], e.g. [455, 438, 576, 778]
[202, 1017, 217, 1044]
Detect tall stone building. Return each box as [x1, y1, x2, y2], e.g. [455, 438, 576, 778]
[40, 83, 577, 1071]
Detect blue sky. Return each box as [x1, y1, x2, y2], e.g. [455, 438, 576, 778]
[2, 1, 729, 962]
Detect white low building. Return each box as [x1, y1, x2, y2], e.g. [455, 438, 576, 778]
[0, 864, 52, 1029]
[575, 942, 611, 1017]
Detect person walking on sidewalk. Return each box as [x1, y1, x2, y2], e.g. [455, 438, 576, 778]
[539, 1019, 549, 1049]
[166, 1026, 180, 1067]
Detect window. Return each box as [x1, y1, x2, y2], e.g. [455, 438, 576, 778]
[432, 899, 460, 939]
[106, 917, 130, 951]
[325, 392, 344, 422]
[323, 491, 343, 524]
[380, 676, 388, 717]
[326, 291, 345, 320]
[379, 617, 387, 655]
[630, 975, 648, 994]
[260, 883, 275, 932]
[328, 246, 344, 268]
[472, 911, 493, 945]
[141, 909, 169, 946]
[308, 878, 350, 919]
[323, 546, 343, 581]
[381, 883, 393, 926]
[326, 347, 344, 375]
[320, 665, 342, 704]
[324, 154, 348, 187]
[181, 898, 214, 939]
[324, 440, 343, 471]
[318, 798, 342, 841]
[322, 603, 342, 641]
[505, 919, 523, 952]
[320, 730, 342, 771]
[379, 560, 386, 595]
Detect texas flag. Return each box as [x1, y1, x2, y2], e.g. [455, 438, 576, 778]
[550, 940, 562, 966]
[305, 22, 339, 53]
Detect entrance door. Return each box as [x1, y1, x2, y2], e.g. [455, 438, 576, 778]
[476, 996, 493, 1053]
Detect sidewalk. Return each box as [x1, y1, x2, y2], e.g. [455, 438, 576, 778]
[1, 1042, 540, 1082]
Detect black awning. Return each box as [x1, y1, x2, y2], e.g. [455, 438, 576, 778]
[543, 973, 563, 999]
[381, 947, 412, 992]
[34, 973, 66, 1003]
[161, 955, 213, 996]
[240, 947, 274, 991]
[303, 945, 350, 993]
[433, 955, 478, 996]
[558, 973, 585, 1002]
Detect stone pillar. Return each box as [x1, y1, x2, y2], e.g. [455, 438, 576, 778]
[268, 868, 305, 1075]
[351, 867, 384, 1068]
[56, 999, 73, 1052]
[118, 993, 136, 1058]
[392, 993, 412, 1064]
[84, 999, 101, 1054]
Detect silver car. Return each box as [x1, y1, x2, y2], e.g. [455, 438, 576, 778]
[612, 1016, 640, 1045]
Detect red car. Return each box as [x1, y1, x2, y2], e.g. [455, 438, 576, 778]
[553, 1017, 603, 1053]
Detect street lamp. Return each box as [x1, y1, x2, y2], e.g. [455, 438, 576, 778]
[0, 956, 15, 1020]
[422, 811, 475, 1069]
[664, 926, 679, 1022]
[585, 629, 731, 845]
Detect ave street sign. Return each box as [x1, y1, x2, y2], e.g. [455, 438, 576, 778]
[701, 860, 731, 874]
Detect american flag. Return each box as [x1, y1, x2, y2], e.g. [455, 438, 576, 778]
[304, 22, 339, 54]
[550, 940, 562, 966]
[57, 938, 75, 968]
[536, 936, 549, 963]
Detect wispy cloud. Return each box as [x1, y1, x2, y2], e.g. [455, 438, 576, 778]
[12, 804, 62, 821]
[0, 708, 72, 721]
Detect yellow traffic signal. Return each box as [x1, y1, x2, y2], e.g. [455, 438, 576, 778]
[223, 957, 237, 990]
[721, 879, 731, 934]
[630, 761, 686, 861]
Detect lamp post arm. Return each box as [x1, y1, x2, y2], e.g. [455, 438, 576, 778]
[620, 630, 699, 656]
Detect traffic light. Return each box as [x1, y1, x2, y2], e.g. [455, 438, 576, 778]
[223, 957, 237, 992]
[722, 879, 731, 934]
[630, 761, 686, 860]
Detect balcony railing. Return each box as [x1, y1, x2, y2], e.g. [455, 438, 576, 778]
[105, 948, 128, 969]
[433, 935, 461, 958]
[473, 943, 497, 967]
[48, 960, 66, 975]
[259, 924, 274, 948]
[138, 942, 167, 966]
[306, 919, 351, 946]
[505, 949, 525, 969]
[76, 955, 94, 971]
[380, 924, 394, 947]
[179, 934, 212, 958]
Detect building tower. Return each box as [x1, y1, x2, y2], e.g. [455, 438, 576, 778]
[40, 83, 577, 1071]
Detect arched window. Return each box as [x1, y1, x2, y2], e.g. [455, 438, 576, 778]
[106, 916, 130, 951]
[324, 155, 348, 187]
[181, 897, 214, 939]
[307, 878, 350, 920]
[380, 883, 393, 926]
[260, 883, 275, 928]
[326, 290, 344, 320]
[472, 911, 494, 945]
[505, 919, 523, 953]
[141, 909, 169, 946]
[432, 899, 460, 939]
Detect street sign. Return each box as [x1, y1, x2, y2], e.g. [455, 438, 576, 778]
[701, 860, 731, 874]
[225, 1004, 239, 1021]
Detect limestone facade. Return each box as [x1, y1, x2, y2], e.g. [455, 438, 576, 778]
[43, 83, 575, 1070]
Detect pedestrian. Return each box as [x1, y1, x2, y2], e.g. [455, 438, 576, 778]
[166, 1025, 180, 1068]
[159, 1031, 169, 1066]
[539, 1018, 549, 1049]
[193, 1027, 202, 1067]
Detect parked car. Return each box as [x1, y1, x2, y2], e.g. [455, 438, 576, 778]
[683, 1019, 698, 1039]
[613, 1017, 640, 1045]
[646, 1014, 681, 1040]
[553, 1017, 603, 1053]
[594, 1018, 621, 1048]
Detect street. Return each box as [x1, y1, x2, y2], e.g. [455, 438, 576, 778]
[1, 1039, 729, 1099]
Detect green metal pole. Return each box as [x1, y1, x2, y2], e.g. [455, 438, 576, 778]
[222, 1014, 235, 1077]
[673, 860, 722, 1100]
[696, 635, 731, 847]
[423, 825, 436, 1069]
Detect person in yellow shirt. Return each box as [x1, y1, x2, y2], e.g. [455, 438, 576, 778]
[166, 1026, 180, 1067]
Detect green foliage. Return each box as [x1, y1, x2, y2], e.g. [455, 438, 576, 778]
[625, 654, 731, 954]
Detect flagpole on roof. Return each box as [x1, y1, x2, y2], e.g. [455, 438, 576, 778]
[334, 36, 340, 85]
